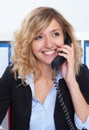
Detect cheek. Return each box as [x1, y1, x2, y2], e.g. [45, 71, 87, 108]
[55, 38, 64, 46]
[32, 42, 42, 53]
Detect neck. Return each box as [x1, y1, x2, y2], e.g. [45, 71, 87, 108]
[34, 62, 53, 81]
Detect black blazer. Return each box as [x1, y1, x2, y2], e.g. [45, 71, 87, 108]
[0, 64, 89, 130]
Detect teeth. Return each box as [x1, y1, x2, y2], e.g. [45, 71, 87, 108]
[44, 51, 55, 55]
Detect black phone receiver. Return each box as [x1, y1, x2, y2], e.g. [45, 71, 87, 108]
[51, 33, 72, 71]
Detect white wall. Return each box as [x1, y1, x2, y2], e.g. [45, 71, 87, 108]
[0, 0, 89, 41]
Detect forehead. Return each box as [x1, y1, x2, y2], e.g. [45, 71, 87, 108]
[43, 19, 63, 34]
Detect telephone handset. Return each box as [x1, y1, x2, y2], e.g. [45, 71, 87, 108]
[51, 33, 76, 130]
[51, 33, 72, 71]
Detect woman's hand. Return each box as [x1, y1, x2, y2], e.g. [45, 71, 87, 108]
[57, 44, 76, 86]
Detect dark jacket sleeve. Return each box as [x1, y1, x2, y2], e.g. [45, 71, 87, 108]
[0, 66, 32, 130]
[76, 64, 89, 104]
[0, 66, 13, 124]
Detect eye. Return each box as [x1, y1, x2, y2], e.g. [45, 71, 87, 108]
[52, 32, 60, 37]
[34, 35, 43, 40]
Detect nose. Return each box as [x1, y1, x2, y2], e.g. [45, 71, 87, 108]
[44, 36, 54, 49]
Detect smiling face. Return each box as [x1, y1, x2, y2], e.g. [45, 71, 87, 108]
[32, 19, 64, 66]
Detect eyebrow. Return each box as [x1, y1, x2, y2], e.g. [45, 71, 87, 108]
[51, 28, 63, 32]
[37, 28, 63, 36]
[42, 29, 63, 35]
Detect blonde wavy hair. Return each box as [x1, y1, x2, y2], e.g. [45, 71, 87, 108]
[11, 6, 83, 81]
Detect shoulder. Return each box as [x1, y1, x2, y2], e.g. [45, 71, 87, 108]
[76, 64, 89, 103]
[1, 65, 14, 80]
[77, 64, 89, 80]
[0, 65, 20, 87]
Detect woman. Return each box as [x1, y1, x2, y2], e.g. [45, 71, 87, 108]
[0, 7, 89, 130]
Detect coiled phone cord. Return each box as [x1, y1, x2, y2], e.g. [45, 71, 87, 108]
[53, 78, 76, 130]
